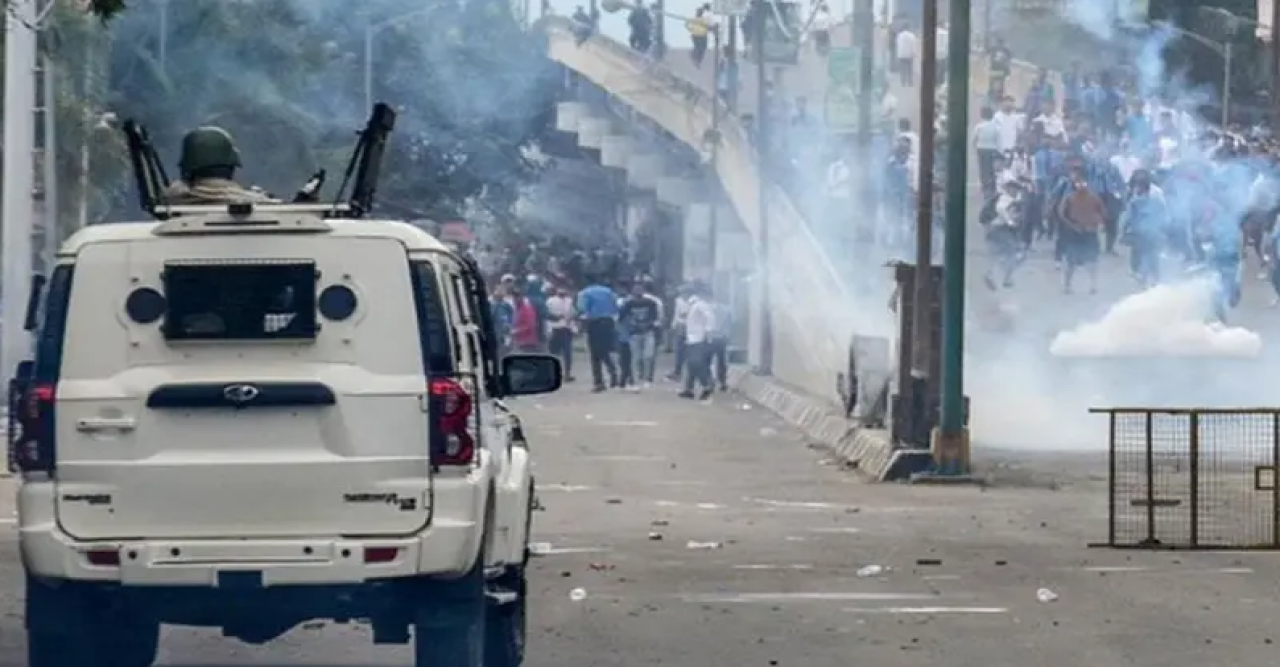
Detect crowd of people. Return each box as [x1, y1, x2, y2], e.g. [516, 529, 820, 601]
[968, 58, 1280, 319]
[469, 239, 735, 400]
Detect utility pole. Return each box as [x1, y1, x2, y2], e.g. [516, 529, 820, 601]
[708, 24, 722, 282]
[853, 0, 874, 220]
[2, 0, 39, 383]
[1273, 0, 1280, 129]
[754, 0, 773, 376]
[727, 15, 739, 111]
[936, 0, 971, 476]
[37, 51, 58, 276]
[655, 0, 667, 59]
[908, 0, 938, 400]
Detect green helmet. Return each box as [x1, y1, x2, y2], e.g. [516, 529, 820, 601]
[178, 126, 241, 176]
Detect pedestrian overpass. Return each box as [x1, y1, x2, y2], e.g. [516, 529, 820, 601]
[544, 18, 853, 402]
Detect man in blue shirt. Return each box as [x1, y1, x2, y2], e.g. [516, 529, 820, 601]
[576, 276, 620, 392]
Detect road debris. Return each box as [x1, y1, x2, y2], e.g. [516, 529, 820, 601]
[588, 562, 615, 571]
[1036, 587, 1059, 603]
[686, 540, 723, 550]
[569, 587, 587, 601]
[855, 564, 886, 578]
[648, 531, 664, 541]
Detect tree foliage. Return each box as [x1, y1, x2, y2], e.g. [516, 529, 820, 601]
[105, 0, 556, 219]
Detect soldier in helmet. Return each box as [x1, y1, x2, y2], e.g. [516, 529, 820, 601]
[162, 126, 279, 204]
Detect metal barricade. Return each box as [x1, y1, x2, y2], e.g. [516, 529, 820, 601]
[1091, 408, 1280, 550]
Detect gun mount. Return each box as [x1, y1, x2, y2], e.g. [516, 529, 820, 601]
[121, 103, 397, 220]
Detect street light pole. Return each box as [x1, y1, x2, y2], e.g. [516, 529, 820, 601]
[754, 0, 773, 376]
[708, 25, 722, 284]
[1221, 41, 1232, 126]
[364, 6, 448, 111]
[2, 0, 38, 383]
[936, 0, 971, 476]
[908, 0, 938, 407]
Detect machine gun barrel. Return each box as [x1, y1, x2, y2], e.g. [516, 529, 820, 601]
[332, 103, 397, 219]
[122, 120, 172, 218]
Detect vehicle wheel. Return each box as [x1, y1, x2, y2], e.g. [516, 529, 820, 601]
[100, 614, 160, 667]
[413, 561, 486, 667]
[484, 567, 526, 667]
[26, 575, 97, 667]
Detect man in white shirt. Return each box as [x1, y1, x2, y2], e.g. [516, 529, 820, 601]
[1109, 143, 1143, 186]
[894, 28, 917, 87]
[972, 107, 1001, 198]
[678, 284, 717, 401]
[991, 95, 1024, 152]
[545, 286, 577, 382]
[1032, 100, 1067, 141]
[665, 284, 692, 381]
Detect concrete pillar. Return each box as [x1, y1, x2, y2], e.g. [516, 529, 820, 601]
[600, 134, 633, 169]
[555, 101, 587, 133]
[577, 118, 611, 149]
[625, 154, 662, 190]
[683, 203, 714, 283]
[624, 197, 652, 250]
[656, 176, 693, 207]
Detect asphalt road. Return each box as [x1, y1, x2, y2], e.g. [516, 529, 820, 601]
[3, 376, 1279, 666]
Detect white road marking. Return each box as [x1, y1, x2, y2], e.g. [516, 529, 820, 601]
[745, 498, 857, 511]
[843, 606, 1008, 614]
[535, 546, 613, 555]
[785, 536, 807, 542]
[1074, 566, 1255, 574]
[654, 500, 726, 509]
[808, 527, 861, 534]
[540, 484, 594, 492]
[685, 592, 938, 603]
[0, 518, 15, 525]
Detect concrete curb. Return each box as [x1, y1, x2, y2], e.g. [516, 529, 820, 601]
[726, 367, 931, 482]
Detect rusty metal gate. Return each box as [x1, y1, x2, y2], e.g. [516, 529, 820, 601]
[1091, 408, 1280, 550]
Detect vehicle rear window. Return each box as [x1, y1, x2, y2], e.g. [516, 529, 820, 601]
[409, 261, 455, 373]
[162, 261, 318, 341]
[33, 265, 74, 382]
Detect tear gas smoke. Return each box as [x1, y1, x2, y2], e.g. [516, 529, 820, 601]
[107, 0, 555, 215]
[1050, 279, 1262, 358]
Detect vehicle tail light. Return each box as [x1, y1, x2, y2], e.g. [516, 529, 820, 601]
[364, 547, 400, 564]
[85, 548, 120, 567]
[429, 378, 475, 467]
[10, 381, 56, 473]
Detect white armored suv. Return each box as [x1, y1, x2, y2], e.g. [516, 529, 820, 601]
[9, 202, 560, 667]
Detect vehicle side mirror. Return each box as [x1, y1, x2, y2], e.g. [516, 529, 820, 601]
[501, 354, 563, 396]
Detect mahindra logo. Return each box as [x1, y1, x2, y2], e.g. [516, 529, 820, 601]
[222, 384, 261, 405]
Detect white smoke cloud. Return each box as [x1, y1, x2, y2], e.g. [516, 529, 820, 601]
[1050, 279, 1263, 358]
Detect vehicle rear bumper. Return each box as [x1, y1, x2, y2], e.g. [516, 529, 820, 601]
[19, 478, 488, 586]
